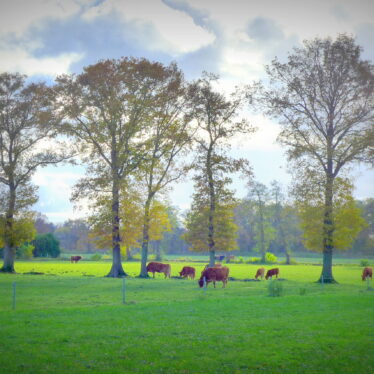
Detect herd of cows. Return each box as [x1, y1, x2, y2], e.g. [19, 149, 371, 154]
[69, 257, 373, 286]
[146, 261, 280, 288]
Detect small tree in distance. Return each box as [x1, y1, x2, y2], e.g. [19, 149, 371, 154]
[32, 233, 61, 258]
[247, 181, 275, 263]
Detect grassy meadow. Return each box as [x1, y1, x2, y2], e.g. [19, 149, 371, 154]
[0, 259, 373, 373]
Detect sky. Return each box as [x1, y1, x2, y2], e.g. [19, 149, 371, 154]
[0, 0, 373, 223]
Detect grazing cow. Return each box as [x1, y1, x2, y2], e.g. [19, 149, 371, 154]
[362, 267, 373, 281]
[146, 262, 171, 278]
[255, 267, 265, 280]
[199, 266, 229, 288]
[179, 266, 196, 280]
[202, 263, 222, 275]
[71, 256, 82, 263]
[265, 268, 279, 280]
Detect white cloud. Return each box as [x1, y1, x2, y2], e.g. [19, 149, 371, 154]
[83, 0, 216, 55]
[0, 47, 83, 76]
[0, 0, 85, 37]
[231, 114, 281, 152]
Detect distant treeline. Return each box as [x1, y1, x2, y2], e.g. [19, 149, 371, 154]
[34, 197, 374, 257]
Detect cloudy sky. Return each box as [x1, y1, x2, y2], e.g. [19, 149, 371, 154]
[1, 0, 373, 222]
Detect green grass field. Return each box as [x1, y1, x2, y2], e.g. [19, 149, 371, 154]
[0, 260, 373, 373]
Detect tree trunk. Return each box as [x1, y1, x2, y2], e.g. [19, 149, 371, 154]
[106, 174, 127, 278]
[207, 148, 216, 268]
[1, 187, 16, 273]
[1, 246, 16, 273]
[285, 250, 291, 265]
[318, 175, 337, 283]
[139, 198, 152, 278]
[258, 197, 266, 263]
[209, 250, 215, 267]
[155, 240, 162, 261]
[126, 246, 133, 261]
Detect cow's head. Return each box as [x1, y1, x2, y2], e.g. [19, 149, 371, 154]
[198, 278, 204, 288]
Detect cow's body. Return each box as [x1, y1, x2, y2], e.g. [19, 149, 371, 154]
[362, 267, 373, 281]
[265, 268, 279, 280]
[199, 266, 229, 288]
[201, 263, 222, 276]
[146, 262, 171, 278]
[71, 256, 82, 263]
[179, 266, 195, 279]
[255, 267, 265, 279]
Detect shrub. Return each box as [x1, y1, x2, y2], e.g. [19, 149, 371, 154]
[32, 233, 61, 258]
[360, 259, 370, 267]
[268, 279, 283, 297]
[265, 252, 277, 264]
[17, 243, 34, 259]
[237, 256, 244, 263]
[245, 257, 261, 264]
[90, 253, 102, 261]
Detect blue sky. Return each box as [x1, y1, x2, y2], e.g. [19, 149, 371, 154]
[0, 0, 373, 222]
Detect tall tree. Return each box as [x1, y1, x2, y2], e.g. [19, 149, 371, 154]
[0, 73, 67, 272]
[56, 58, 179, 277]
[262, 35, 374, 282]
[138, 64, 192, 277]
[188, 74, 255, 266]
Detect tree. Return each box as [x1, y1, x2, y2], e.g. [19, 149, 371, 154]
[269, 180, 293, 264]
[183, 201, 238, 254]
[262, 35, 374, 282]
[148, 201, 172, 261]
[294, 174, 367, 258]
[89, 187, 171, 261]
[56, 58, 180, 277]
[0, 73, 68, 272]
[0, 213, 36, 250]
[32, 233, 61, 258]
[88, 183, 144, 259]
[247, 181, 275, 262]
[352, 199, 374, 255]
[34, 213, 56, 234]
[234, 198, 257, 253]
[188, 74, 255, 266]
[138, 64, 192, 277]
[54, 219, 95, 253]
[158, 206, 190, 255]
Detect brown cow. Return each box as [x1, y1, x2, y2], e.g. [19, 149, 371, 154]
[255, 267, 265, 280]
[71, 256, 82, 263]
[362, 267, 373, 281]
[201, 263, 222, 276]
[199, 266, 229, 288]
[179, 266, 196, 279]
[265, 268, 279, 280]
[146, 262, 171, 278]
